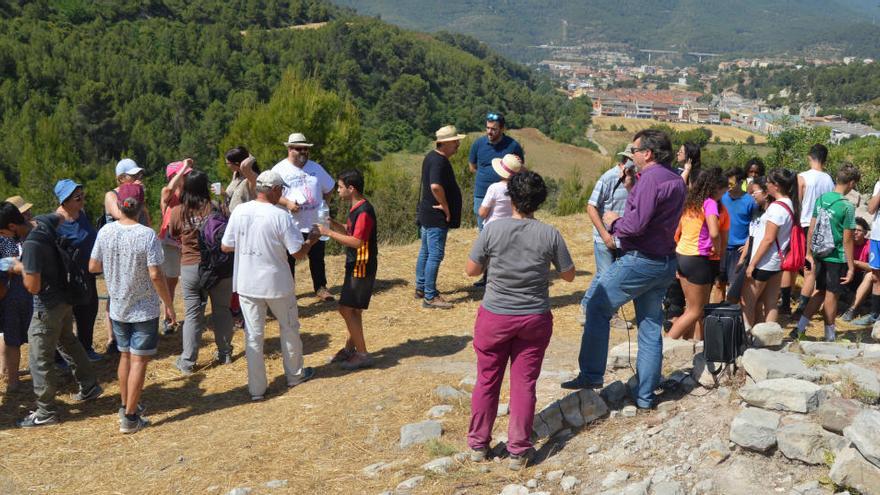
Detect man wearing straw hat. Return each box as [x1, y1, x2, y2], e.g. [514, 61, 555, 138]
[4, 195, 33, 222]
[273, 132, 336, 302]
[415, 125, 464, 309]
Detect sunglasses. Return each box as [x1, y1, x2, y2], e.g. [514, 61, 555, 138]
[289, 147, 310, 152]
[486, 112, 501, 122]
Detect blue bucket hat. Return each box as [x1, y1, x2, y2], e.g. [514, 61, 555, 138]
[54, 179, 82, 204]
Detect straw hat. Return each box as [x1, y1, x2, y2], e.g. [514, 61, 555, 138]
[5, 195, 32, 213]
[434, 125, 466, 143]
[284, 132, 314, 147]
[617, 143, 636, 160]
[491, 154, 524, 179]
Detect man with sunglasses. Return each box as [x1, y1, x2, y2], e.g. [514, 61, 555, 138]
[468, 112, 524, 287]
[273, 132, 336, 302]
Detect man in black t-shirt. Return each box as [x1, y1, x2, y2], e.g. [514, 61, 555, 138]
[18, 214, 101, 428]
[415, 125, 464, 309]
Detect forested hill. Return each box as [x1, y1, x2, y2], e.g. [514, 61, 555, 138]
[335, 0, 880, 60]
[0, 0, 591, 215]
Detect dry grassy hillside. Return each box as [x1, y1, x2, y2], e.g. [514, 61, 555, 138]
[594, 116, 767, 144]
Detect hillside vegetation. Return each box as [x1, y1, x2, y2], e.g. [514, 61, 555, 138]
[0, 0, 591, 217]
[334, 0, 880, 59]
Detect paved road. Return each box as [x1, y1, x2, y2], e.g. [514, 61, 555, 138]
[587, 126, 608, 156]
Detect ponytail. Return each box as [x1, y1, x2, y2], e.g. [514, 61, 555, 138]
[767, 167, 800, 220]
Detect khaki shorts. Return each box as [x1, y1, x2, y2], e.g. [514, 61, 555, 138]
[162, 243, 182, 278]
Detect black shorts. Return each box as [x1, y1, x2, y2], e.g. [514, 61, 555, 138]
[814, 259, 847, 295]
[677, 254, 716, 285]
[339, 264, 377, 310]
[753, 268, 780, 282]
[1, 300, 31, 346]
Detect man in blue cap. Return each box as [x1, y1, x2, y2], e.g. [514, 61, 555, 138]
[17, 211, 102, 428]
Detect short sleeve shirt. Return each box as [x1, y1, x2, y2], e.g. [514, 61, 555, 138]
[751, 198, 795, 271]
[871, 181, 880, 241]
[91, 222, 164, 323]
[721, 191, 756, 246]
[469, 217, 574, 315]
[226, 175, 254, 213]
[272, 159, 334, 231]
[418, 150, 462, 229]
[812, 191, 856, 263]
[22, 220, 64, 311]
[588, 166, 629, 244]
[676, 198, 719, 257]
[480, 181, 513, 225]
[221, 200, 302, 299]
[57, 212, 97, 271]
[469, 135, 524, 199]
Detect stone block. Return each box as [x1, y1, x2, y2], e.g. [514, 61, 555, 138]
[601, 380, 628, 408]
[537, 401, 565, 437]
[742, 348, 821, 382]
[777, 422, 849, 465]
[399, 420, 442, 449]
[729, 408, 780, 452]
[829, 447, 880, 495]
[816, 397, 863, 434]
[559, 392, 584, 428]
[799, 342, 860, 360]
[844, 410, 880, 469]
[738, 378, 825, 413]
[578, 388, 610, 423]
[751, 322, 784, 347]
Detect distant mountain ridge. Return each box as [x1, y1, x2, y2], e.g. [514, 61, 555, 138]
[333, 0, 880, 59]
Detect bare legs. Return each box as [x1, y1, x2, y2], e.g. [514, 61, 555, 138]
[338, 305, 367, 353]
[667, 278, 711, 340]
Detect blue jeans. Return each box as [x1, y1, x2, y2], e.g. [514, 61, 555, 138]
[578, 251, 677, 408]
[111, 318, 160, 356]
[474, 198, 485, 231]
[581, 239, 616, 313]
[415, 226, 449, 300]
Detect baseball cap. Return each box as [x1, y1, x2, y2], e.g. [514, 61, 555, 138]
[117, 183, 145, 207]
[256, 170, 284, 188]
[115, 158, 144, 177]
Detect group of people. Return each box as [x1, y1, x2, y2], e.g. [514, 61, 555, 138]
[3, 113, 879, 473]
[0, 132, 379, 432]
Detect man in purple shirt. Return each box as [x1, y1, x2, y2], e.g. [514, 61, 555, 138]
[562, 129, 686, 410]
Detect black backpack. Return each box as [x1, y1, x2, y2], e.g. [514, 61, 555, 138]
[703, 303, 750, 374]
[197, 206, 233, 290]
[54, 235, 91, 306]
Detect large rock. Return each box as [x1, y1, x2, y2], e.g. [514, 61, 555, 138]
[578, 388, 610, 424]
[799, 342, 860, 360]
[840, 363, 880, 403]
[844, 410, 880, 468]
[729, 408, 780, 452]
[691, 352, 718, 389]
[741, 348, 821, 382]
[399, 420, 442, 448]
[816, 397, 864, 434]
[608, 342, 638, 369]
[558, 393, 585, 428]
[531, 414, 552, 440]
[663, 338, 698, 362]
[600, 380, 628, 408]
[777, 422, 849, 465]
[751, 322, 784, 347]
[607, 338, 697, 369]
[829, 447, 880, 495]
[538, 402, 565, 436]
[432, 385, 467, 402]
[651, 481, 684, 495]
[738, 378, 825, 413]
[421, 456, 455, 474]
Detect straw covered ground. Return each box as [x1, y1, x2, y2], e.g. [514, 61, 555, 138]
[0, 212, 864, 494]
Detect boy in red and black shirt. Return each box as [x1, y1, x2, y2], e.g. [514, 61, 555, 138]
[318, 169, 377, 370]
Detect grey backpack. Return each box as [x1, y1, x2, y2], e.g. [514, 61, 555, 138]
[810, 197, 844, 258]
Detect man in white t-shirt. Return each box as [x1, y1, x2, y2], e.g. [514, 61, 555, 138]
[221, 170, 320, 401]
[781, 144, 834, 316]
[272, 132, 336, 302]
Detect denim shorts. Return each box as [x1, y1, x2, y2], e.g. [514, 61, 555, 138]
[111, 318, 159, 356]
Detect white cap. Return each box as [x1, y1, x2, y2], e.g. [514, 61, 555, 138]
[115, 158, 143, 177]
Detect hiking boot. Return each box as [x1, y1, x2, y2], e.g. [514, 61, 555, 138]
[840, 308, 857, 322]
[561, 377, 603, 390]
[508, 449, 534, 471]
[470, 447, 489, 462]
[119, 414, 150, 434]
[85, 348, 104, 362]
[72, 384, 103, 402]
[118, 403, 146, 422]
[16, 410, 59, 428]
[329, 347, 355, 364]
[423, 295, 453, 309]
[414, 289, 425, 299]
[852, 313, 879, 326]
[288, 367, 316, 388]
[316, 287, 335, 302]
[215, 352, 233, 365]
[340, 352, 374, 370]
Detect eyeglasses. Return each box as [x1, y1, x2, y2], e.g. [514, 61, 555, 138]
[631, 146, 647, 153]
[486, 112, 501, 122]
[69, 194, 84, 201]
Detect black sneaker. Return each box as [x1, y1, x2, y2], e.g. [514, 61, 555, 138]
[119, 414, 150, 434]
[561, 377, 603, 390]
[215, 352, 233, 365]
[85, 348, 104, 362]
[72, 384, 103, 402]
[118, 403, 146, 422]
[16, 410, 59, 428]
[788, 328, 804, 341]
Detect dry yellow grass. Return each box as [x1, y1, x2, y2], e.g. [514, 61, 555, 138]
[594, 116, 767, 144]
[0, 211, 859, 494]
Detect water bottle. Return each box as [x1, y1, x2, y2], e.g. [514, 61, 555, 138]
[317, 201, 330, 241]
[0, 257, 16, 271]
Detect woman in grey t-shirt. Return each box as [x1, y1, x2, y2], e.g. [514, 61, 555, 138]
[464, 171, 575, 469]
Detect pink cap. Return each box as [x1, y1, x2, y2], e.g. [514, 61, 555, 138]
[165, 161, 189, 179]
[117, 183, 144, 207]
